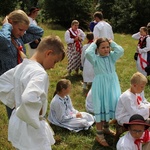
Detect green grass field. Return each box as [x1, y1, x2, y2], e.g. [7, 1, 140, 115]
[0, 24, 150, 150]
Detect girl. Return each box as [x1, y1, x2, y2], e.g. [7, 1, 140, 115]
[48, 79, 95, 132]
[65, 20, 86, 76]
[132, 26, 150, 76]
[0, 9, 43, 119]
[85, 38, 124, 146]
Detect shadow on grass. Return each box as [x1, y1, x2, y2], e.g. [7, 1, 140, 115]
[63, 74, 83, 84]
[92, 134, 116, 150]
[50, 123, 117, 150]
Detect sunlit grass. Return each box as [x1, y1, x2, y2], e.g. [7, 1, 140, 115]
[1, 24, 150, 150]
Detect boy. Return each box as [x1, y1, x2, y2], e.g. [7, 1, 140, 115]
[81, 32, 94, 94]
[0, 35, 65, 150]
[117, 114, 150, 150]
[115, 72, 150, 126]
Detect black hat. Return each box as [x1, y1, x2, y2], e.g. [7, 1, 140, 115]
[123, 114, 150, 130]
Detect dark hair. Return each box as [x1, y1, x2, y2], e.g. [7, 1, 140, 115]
[28, 7, 39, 16]
[86, 32, 94, 41]
[53, 79, 71, 97]
[96, 37, 110, 48]
[93, 11, 103, 20]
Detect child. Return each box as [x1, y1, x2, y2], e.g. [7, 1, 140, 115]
[117, 114, 150, 150]
[85, 89, 94, 114]
[115, 72, 150, 126]
[132, 27, 150, 76]
[0, 9, 43, 119]
[48, 79, 95, 132]
[81, 32, 94, 93]
[85, 38, 124, 146]
[0, 35, 65, 150]
[65, 20, 86, 76]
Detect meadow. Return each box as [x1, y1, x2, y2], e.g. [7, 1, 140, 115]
[1, 24, 150, 150]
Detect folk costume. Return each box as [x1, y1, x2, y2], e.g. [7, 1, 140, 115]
[132, 32, 150, 76]
[85, 89, 94, 114]
[48, 94, 95, 132]
[0, 59, 55, 150]
[65, 28, 85, 73]
[81, 42, 94, 84]
[117, 114, 150, 150]
[0, 23, 43, 118]
[93, 21, 114, 40]
[117, 131, 150, 150]
[0, 23, 43, 75]
[85, 41, 124, 122]
[115, 90, 150, 126]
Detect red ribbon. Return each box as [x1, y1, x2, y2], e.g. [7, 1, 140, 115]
[134, 130, 150, 150]
[137, 96, 142, 105]
[139, 53, 149, 70]
[17, 46, 23, 64]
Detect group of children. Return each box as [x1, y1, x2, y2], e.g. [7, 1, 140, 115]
[1, 9, 150, 150]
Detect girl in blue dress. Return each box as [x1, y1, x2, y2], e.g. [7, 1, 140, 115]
[85, 38, 124, 146]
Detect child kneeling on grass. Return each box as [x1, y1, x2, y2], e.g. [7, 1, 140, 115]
[117, 114, 150, 150]
[48, 79, 95, 132]
[116, 72, 150, 126]
[0, 35, 65, 150]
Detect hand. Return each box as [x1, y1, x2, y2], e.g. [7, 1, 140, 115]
[76, 112, 82, 118]
[74, 36, 79, 42]
[2, 16, 9, 25]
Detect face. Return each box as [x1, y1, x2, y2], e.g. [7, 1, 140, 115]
[133, 83, 146, 94]
[43, 50, 63, 70]
[71, 23, 79, 31]
[97, 41, 110, 56]
[11, 23, 28, 38]
[32, 11, 38, 19]
[129, 124, 145, 139]
[62, 85, 71, 96]
[140, 28, 147, 36]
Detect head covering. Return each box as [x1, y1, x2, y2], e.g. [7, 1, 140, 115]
[28, 7, 40, 15]
[123, 114, 150, 130]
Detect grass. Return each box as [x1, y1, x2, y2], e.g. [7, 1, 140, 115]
[0, 24, 150, 150]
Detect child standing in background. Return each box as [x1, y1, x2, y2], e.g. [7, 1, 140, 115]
[81, 32, 94, 94]
[132, 27, 150, 76]
[85, 38, 124, 147]
[48, 79, 95, 132]
[0, 35, 65, 150]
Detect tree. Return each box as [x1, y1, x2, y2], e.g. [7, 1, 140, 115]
[43, 0, 94, 30]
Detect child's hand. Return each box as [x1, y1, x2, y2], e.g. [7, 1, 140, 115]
[76, 112, 82, 118]
[109, 39, 113, 43]
[2, 16, 9, 25]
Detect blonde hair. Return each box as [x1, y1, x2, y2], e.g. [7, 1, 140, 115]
[8, 9, 29, 25]
[37, 35, 65, 61]
[71, 20, 79, 26]
[130, 72, 147, 85]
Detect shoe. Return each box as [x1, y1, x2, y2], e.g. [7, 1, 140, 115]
[103, 129, 116, 136]
[95, 134, 109, 147]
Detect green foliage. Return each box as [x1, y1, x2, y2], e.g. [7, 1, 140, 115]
[97, 0, 150, 34]
[0, 0, 17, 16]
[43, 0, 94, 30]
